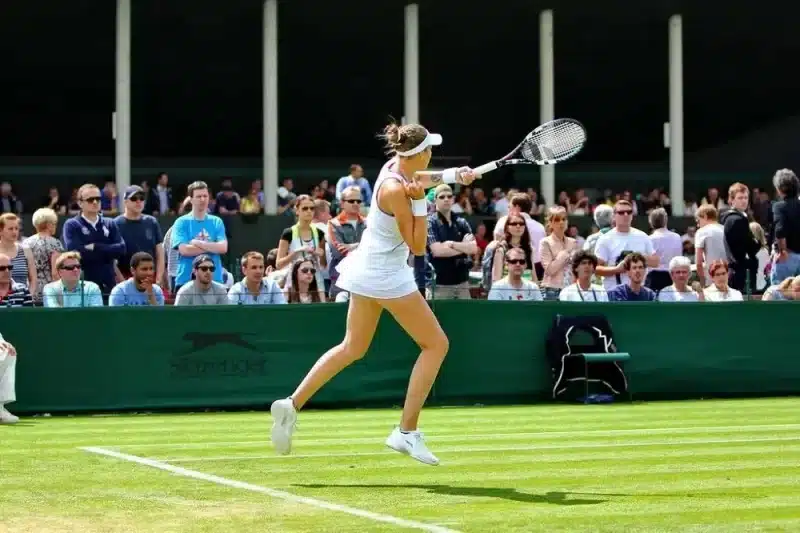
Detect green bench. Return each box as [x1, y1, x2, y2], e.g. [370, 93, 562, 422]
[572, 352, 632, 403]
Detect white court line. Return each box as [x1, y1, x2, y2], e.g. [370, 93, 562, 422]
[80, 446, 461, 533]
[104, 423, 800, 450]
[157, 435, 800, 463]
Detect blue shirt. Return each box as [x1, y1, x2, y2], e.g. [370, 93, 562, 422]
[42, 280, 104, 308]
[113, 215, 164, 277]
[227, 279, 286, 305]
[607, 283, 656, 302]
[171, 214, 227, 285]
[109, 278, 165, 306]
[62, 215, 126, 294]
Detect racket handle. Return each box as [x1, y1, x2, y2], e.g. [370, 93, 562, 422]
[473, 161, 499, 176]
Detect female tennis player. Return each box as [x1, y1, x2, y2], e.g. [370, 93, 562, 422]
[270, 122, 478, 465]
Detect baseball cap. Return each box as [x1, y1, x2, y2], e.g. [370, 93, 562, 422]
[192, 255, 214, 269]
[123, 185, 144, 200]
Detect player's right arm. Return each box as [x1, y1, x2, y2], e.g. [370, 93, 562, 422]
[381, 179, 427, 256]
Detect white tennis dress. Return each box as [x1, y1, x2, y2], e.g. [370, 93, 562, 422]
[334, 158, 418, 299]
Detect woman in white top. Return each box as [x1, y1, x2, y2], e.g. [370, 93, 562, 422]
[749, 222, 770, 293]
[276, 194, 327, 295]
[656, 256, 703, 302]
[703, 259, 744, 301]
[270, 122, 478, 466]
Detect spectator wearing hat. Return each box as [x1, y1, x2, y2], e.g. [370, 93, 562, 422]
[62, 183, 126, 300]
[426, 184, 477, 299]
[114, 185, 165, 283]
[108, 251, 164, 306]
[174, 254, 229, 306]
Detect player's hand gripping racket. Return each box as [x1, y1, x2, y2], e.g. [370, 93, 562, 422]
[473, 118, 587, 176]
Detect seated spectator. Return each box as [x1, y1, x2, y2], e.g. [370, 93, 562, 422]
[328, 186, 366, 300]
[761, 275, 800, 301]
[42, 252, 103, 308]
[559, 250, 608, 302]
[607, 252, 656, 302]
[174, 254, 230, 306]
[656, 256, 703, 302]
[228, 251, 286, 305]
[0, 331, 18, 424]
[539, 206, 577, 300]
[488, 213, 535, 286]
[285, 258, 324, 304]
[0, 253, 33, 307]
[493, 192, 546, 279]
[0, 213, 37, 296]
[487, 247, 543, 301]
[703, 259, 744, 302]
[109, 252, 165, 306]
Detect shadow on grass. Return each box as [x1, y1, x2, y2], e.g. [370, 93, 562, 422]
[294, 483, 612, 505]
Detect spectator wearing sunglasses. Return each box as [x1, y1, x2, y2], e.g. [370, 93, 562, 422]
[62, 183, 126, 300]
[42, 251, 103, 307]
[174, 254, 230, 306]
[427, 184, 477, 299]
[275, 194, 327, 294]
[0, 253, 33, 307]
[594, 200, 658, 291]
[328, 186, 367, 299]
[487, 247, 543, 301]
[114, 186, 165, 283]
[285, 258, 324, 303]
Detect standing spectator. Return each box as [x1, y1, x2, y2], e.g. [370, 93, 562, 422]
[0, 331, 19, 424]
[100, 181, 120, 216]
[114, 186, 165, 284]
[23, 208, 65, 302]
[493, 192, 546, 279]
[427, 184, 477, 299]
[656, 256, 703, 302]
[227, 251, 286, 305]
[487, 247, 543, 301]
[312, 199, 332, 294]
[559, 250, 609, 302]
[335, 164, 372, 206]
[328, 186, 366, 300]
[594, 200, 659, 291]
[284, 258, 324, 303]
[721, 183, 760, 294]
[694, 204, 727, 287]
[161, 224, 180, 294]
[770, 168, 800, 284]
[109, 252, 165, 306]
[62, 183, 126, 299]
[487, 213, 535, 287]
[149, 172, 174, 215]
[646, 207, 682, 292]
[539, 206, 577, 300]
[0, 214, 36, 295]
[703, 259, 744, 302]
[275, 195, 327, 290]
[174, 254, 230, 306]
[0, 182, 22, 215]
[582, 204, 614, 254]
[42, 251, 104, 308]
[750, 222, 771, 293]
[607, 253, 656, 302]
[240, 181, 263, 215]
[171, 181, 228, 293]
[41, 186, 67, 216]
[0, 253, 33, 307]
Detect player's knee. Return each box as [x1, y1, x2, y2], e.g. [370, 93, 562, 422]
[423, 330, 449, 358]
[339, 339, 369, 362]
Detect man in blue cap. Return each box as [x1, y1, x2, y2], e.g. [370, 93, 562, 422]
[114, 185, 165, 284]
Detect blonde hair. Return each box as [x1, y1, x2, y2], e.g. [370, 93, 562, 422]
[696, 204, 718, 221]
[55, 251, 81, 270]
[749, 222, 767, 248]
[240, 251, 264, 268]
[77, 183, 100, 200]
[0, 213, 18, 232]
[545, 206, 568, 232]
[32, 208, 58, 231]
[378, 121, 429, 156]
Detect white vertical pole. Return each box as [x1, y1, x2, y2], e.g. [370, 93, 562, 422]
[539, 10, 555, 207]
[669, 14, 684, 216]
[404, 4, 420, 125]
[263, 0, 279, 214]
[115, 0, 132, 195]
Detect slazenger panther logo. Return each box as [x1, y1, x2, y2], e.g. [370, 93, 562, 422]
[176, 332, 259, 355]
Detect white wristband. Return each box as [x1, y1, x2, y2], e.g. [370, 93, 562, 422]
[442, 167, 458, 184]
[411, 198, 428, 216]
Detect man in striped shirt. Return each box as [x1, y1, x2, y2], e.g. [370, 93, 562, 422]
[0, 253, 33, 308]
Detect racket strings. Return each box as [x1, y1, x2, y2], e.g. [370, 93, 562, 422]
[522, 121, 586, 163]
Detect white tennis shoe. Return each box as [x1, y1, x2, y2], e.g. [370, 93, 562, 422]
[270, 398, 297, 455]
[0, 405, 19, 424]
[385, 427, 440, 466]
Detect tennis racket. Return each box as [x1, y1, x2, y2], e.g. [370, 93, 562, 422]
[472, 118, 586, 175]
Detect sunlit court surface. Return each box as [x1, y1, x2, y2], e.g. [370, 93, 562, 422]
[2, 398, 800, 533]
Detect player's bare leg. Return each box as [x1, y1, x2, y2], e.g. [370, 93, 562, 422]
[270, 294, 382, 455]
[381, 291, 449, 465]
